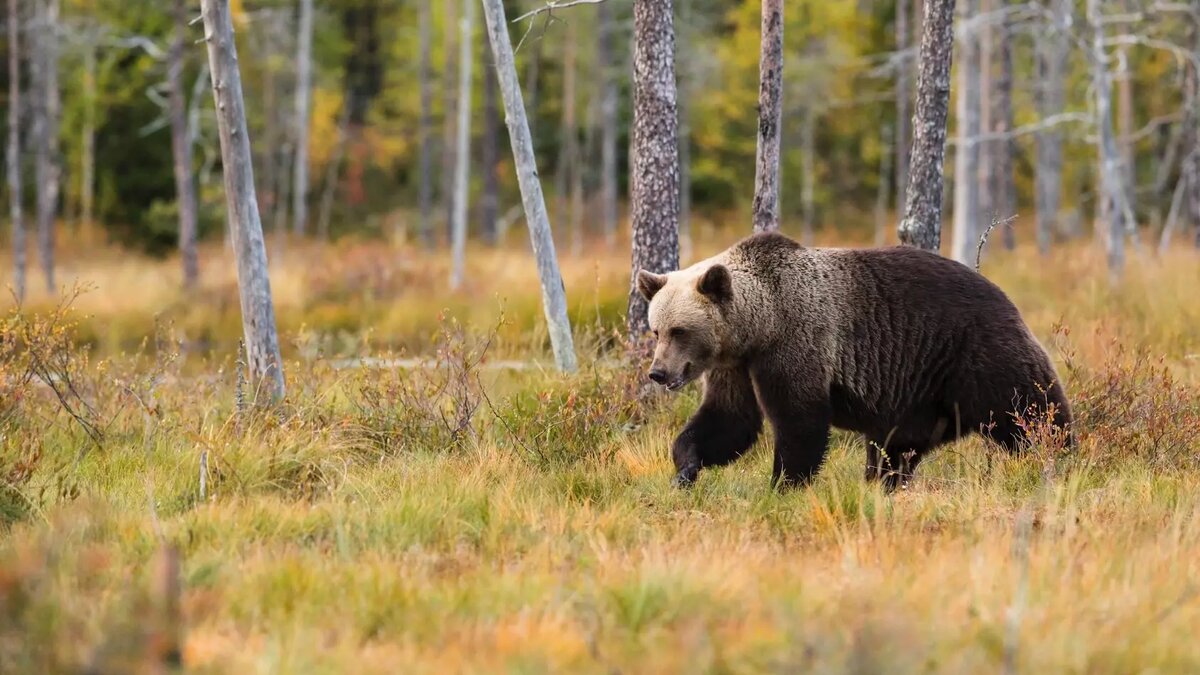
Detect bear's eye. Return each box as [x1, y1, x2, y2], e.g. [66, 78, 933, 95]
[669, 327, 687, 339]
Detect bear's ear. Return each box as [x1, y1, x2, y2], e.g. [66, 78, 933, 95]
[697, 264, 733, 303]
[637, 270, 669, 301]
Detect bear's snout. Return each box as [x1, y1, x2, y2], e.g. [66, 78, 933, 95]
[648, 367, 669, 385]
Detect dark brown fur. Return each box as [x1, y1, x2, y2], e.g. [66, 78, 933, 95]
[640, 231, 1073, 490]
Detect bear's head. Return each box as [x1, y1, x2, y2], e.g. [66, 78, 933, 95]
[636, 263, 735, 391]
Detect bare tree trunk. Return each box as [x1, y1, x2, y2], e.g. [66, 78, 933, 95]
[417, 0, 434, 248]
[950, 0, 980, 265]
[7, 0, 23, 302]
[875, 122, 893, 246]
[895, 0, 911, 207]
[995, 1, 1015, 249]
[171, 0, 200, 289]
[800, 106, 816, 245]
[33, 0, 60, 293]
[1035, 0, 1068, 255]
[480, 29, 500, 246]
[898, 0, 957, 251]
[597, 0, 619, 247]
[556, 19, 580, 253]
[291, 0, 314, 235]
[448, 0, 472, 290]
[480, 0, 577, 372]
[80, 41, 95, 241]
[441, 0, 457, 243]
[751, 0, 783, 233]
[628, 0, 680, 338]
[1116, 0, 1135, 221]
[200, 0, 286, 400]
[316, 93, 351, 240]
[1087, 0, 1131, 280]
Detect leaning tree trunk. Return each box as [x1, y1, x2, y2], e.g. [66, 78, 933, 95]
[417, 0, 434, 248]
[1034, 0, 1068, 255]
[895, 0, 911, 207]
[751, 0, 783, 233]
[597, 0, 620, 247]
[950, 0, 981, 266]
[171, 0, 200, 289]
[448, 0, 472, 290]
[480, 0, 577, 372]
[200, 0, 286, 400]
[1087, 0, 1131, 280]
[898, 0, 958, 251]
[7, 0, 23, 302]
[291, 0, 314, 235]
[33, 0, 60, 293]
[628, 0, 681, 338]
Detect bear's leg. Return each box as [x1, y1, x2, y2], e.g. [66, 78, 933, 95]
[670, 367, 763, 487]
[750, 367, 831, 488]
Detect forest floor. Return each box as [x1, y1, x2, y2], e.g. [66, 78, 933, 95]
[3, 229, 1200, 673]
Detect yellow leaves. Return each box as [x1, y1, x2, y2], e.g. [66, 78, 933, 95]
[307, 88, 345, 171]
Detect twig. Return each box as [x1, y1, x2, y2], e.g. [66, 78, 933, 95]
[975, 214, 1018, 272]
[511, 0, 607, 24]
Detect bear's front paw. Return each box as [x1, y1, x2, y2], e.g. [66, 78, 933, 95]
[672, 463, 700, 488]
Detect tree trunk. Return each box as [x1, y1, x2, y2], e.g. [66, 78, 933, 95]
[441, 0, 457, 243]
[993, 0, 1015, 250]
[1116, 0, 1135, 221]
[449, 0, 472, 290]
[80, 41, 95, 241]
[316, 93, 351, 240]
[33, 0, 60, 293]
[899, 0, 957, 252]
[417, 0, 434, 248]
[171, 0, 200, 289]
[7, 0, 23, 302]
[751, 0, 783, 233]
[480, 29, 500, 246]
[597, 0, 619, 247]
[200, 0, 286, 400]
[950, 0, 980, 266]
[291, 0, 314, 235]
[628, 0, 680, 338]
[895, 0, 911, 209]
[556, 19, 581, 253]
[875, 122, 893, 246]
[678, 0, 692, 262]
[1087, 0, 1131, 280]
[480, 0, 577, 372]
[800, 106, 816, 245]
[1034, 0, 1068, 255]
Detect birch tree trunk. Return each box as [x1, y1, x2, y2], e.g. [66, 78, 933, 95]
[895, 0, 911, 207]
[33, 0, 60, 293]
[899, 0, 957, 251]
[597, 0, 619, 247]
[480, 31, 500, 246]
[171, 0, 200, 289]
[480, 0, 577, 372]
[200, 0, 286, 400]
[751, 0, 783, 233]
[7, 0, 24, 302]
[448, 0, 472, 290]
[628, 0, 680, 338]
[291, 0, 314, 235]
[1034, 0, 1068, 255]
[950, 0, 981, 266]
[417, 0, 434, 248]
[992, 0, 1015, 249]
[1087, 0, 1131, 280]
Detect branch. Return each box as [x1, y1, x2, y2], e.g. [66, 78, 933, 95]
[947, 112, 1092, 146]
[511, 0, 607, 24]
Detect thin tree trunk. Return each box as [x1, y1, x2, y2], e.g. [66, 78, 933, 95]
[291, 0, 314, 235]
[800, 106, 816, 245]
[677, 12, 692, 263]
[875, 122, 893, 246]
[200, 0, 286, 400]
[751, 0, 783, 233]
[1088, 0, 1131, 280]
[628, 0, 680, 337]
[895, 0, 911, 209]
[171, 0, 200, 289]
[1116, 0, 1135, 220]
[993, 0, 1015, 249]
[448, 0, 472, 290]
[597, 0, 619, 247]
[1034, 0, 1068, 255]
[480, 28, 500, 246]
[80, 40, 95, 241]
[417, 0, 434, 248]
[898, 0, 957, 251]
[7, 0, 23, 302]
[480, 0, 577, 372]
[441, 0, 457, 243]
[33, 0, 60, 293]
[316, 93, 351, 240]
[556, 19, 580, 253]
[950, 0, 980, 265]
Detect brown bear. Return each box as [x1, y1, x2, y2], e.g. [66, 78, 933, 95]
[637, 231, 1072, 490]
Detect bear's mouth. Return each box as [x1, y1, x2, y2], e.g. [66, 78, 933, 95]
[664, 364, 693, 391]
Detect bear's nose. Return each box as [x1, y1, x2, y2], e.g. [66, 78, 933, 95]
[648, 368, 669, 385]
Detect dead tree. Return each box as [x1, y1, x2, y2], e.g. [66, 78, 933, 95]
[417, 0, 434, 247]
[480, 0, 577, 372]
[449, 0, 472, 290]
[170, 0, 200, 289]
[628, 0, 681, 337]
[7, 0, 23, 301]
[898, 0, 958, 251]
[751, 0, 784, 233]
[291, 0, 314, 235]
[597, 0, 620, 246]
[32, 0, 60, 293]
[950, 0, 981, 266]
[1035, 0, 1069, 255]
[200, 0, 286, 400]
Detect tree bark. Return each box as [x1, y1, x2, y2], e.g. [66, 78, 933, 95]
[171, 0, 200, 289]
[33, 0, 60, 293]
[291, 0, 314, 235]
[200, 0, 286, 400]
[449, 0, 472, 290]
[480, 27, 500, 246]
[628, 0, 680, 338]
[895, 0, 911, 209]
[751, 0, 783, 233]
[1034, 0, 1068, 255]
[1087, 0, 1131, 280]
[950, 0, 981, 266]
[899, 0, 957, 251]
[480, 0, 577, 372]
[597, 0, 619, 247]
[417, 0, 434, 248]
[678, 0, 692, 261]
[7, 0, 23, 302]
